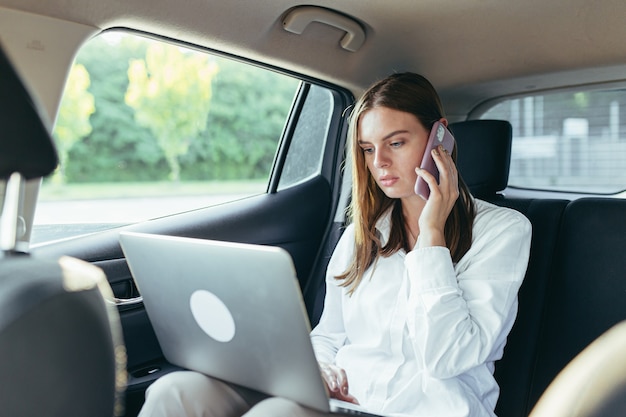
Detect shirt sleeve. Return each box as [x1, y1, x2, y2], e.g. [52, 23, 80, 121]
[309, 226, 354, 364]
[405, 204, 532, 379]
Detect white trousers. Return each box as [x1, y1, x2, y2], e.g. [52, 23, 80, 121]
[138, 370, 331, 417]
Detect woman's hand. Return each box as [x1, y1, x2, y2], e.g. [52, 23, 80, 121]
[319, 362, 359, 404]
[415, 144, 459, 248]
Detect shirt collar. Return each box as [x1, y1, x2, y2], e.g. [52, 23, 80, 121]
[375, 208, 394, 246]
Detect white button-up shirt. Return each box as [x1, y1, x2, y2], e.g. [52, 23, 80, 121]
[311, 199, 532, 417]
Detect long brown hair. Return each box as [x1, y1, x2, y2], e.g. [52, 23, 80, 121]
[337, 72, 476, 294]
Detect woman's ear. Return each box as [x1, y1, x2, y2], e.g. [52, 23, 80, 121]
[440, 117, 449, 127]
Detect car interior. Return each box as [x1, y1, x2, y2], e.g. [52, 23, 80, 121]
[0, 1, 625, 416]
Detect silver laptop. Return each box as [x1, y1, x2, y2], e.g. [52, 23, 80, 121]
[119, 231, 384, 416]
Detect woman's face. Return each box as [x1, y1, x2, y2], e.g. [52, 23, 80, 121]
[358, 106, 430, 200]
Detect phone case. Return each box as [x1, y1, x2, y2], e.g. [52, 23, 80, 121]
[414, 121, 455, 200]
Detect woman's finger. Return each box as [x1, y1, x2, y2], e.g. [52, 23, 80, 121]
[320, 363, 337, 391]
[432, 146, 453, 180]
[319, 363, 359, 404]
[337, 368, 349, 395]
[431, 145, 458, 198]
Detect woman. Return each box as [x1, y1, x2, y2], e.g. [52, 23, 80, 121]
[139, 72, 532, 417]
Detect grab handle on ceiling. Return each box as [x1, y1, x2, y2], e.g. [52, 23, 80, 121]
[282, 6, 365, 52]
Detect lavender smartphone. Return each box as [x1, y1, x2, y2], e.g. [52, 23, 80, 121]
[414, 121, 455, 200]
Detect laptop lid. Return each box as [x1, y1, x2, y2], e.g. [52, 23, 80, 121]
[118, 231, 332, 412]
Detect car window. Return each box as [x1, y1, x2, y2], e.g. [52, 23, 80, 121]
[479, 88, 626, 194]
[278, 84, 334, 190]
[32, 31, 333, 244]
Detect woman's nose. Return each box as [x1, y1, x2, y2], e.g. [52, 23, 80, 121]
[373, 149, 390, 168]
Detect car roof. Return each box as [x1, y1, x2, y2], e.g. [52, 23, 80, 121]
[2, 0, 626, 117]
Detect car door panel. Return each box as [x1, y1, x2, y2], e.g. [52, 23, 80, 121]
[31, 175, 332, 416]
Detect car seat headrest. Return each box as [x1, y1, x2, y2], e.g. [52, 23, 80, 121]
[0, 41, 58, 180]
[450, 119, 512, 199]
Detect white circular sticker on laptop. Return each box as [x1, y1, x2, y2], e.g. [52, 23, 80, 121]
[189, 290, 236, 343]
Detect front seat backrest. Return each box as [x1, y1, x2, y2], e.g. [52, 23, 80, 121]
[0, 256, 127, 416]
[529, 320, 626, 417]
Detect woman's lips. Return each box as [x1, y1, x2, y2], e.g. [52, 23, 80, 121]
[379, 175, 398, 187]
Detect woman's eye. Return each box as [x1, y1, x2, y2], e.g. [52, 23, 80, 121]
[390, 141, 403, 148]
[362, 147, 374, 154]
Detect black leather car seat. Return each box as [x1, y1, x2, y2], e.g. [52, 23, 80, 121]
[449, 119, 569, 417]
